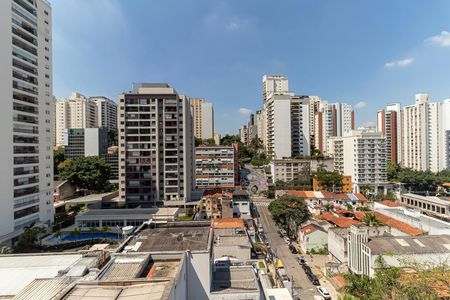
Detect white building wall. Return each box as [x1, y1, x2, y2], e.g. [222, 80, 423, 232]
[0, 0, 54, 243]
[272, 98, 292, 159]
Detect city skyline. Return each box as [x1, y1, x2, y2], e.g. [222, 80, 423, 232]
[51, 0, 450, 134]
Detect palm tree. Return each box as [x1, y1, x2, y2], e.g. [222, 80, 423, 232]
[101, 225, 110, 233]
[362, 212, 383, 226]
[0, 246, 12, 254]
[54, 229, 63, 242]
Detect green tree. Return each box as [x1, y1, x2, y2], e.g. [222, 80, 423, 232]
[53, 147, 65, 177]
[59, 156, 112, 193]
[387, 161, 401, 181]
[102, 225, 111, 233]
[220, 134, 241, 146]
[359, 184, 375, 198]
[17, 226, 46, 249]
[314, 167, 343, 192]
[362, 212, 383, 226]
[268, 195, 310, 235]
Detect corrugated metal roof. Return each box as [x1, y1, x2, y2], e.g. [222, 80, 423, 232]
[13, 277, 74, 300]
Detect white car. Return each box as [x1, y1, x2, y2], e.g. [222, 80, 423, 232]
[317, 286, 331, 300]
[283, 236, 290, 244]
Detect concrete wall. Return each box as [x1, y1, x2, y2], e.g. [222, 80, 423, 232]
[187, 251, 211, 300]
[328, 230, 347, 263]
[300, 230, 328, 253]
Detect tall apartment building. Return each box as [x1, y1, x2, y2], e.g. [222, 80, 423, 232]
[90, 96, 118, 133]
[266, 93, 310, 159]
[329, 130, 387, 193]
[55, 92, 98, 146]
[118, 83, 194, 207]
[376, 103, 402, 164]
[0, 0, 54, 243]
[195, 144, 238, 189]
[262, 74, 289, 103]
[255, 109, 266, 149]
[402, 93, 444, 172]
[313, 101, 354, 155]
[443, 99, 450, 169]
[191, 98, 214, 140]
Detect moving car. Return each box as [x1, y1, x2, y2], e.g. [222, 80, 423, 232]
[317, 286, 331, 300]
[302, 265, 312, 274]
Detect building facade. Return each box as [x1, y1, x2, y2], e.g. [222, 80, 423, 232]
[63, 128, 108, 159]
[329, 130, 387, 193]
[402, 93, 444, 172]
[0, 0, 54, 243]
[90, 96, 118, 133]
[269, 159, 311, 184]
[266, 93, 310, 159]
[191, 98, 214, 140]
[55, 92, 98, 146]
[377, 103, 402, 164]
[262, 74, 289, 103]
[399, 193, 450, 221]
[195, 145, 238, 189]
[118, 83, 194, 207]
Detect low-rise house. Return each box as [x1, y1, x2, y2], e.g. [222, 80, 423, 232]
[232, 190, 252, 219]
[53, 180, 76, 203]
[319, 212, 360, 228]
[278, 190, 367, 208]
[298, 224, 328, 253]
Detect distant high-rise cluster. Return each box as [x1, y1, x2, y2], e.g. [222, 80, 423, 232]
[377, 94, 450, 172]
[240, 75, 355, 159]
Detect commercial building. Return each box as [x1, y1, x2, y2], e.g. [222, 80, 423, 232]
[329, 130, 387, 193]
[377, 103, 402, 164]
[399, 193, 450, 221]
[347, 224, 391, 275]
[90, 96, 118, 133]
[63, 128, 108, 158]
[402, 93, 445, 172]
[191, 98, 214, 140]
[0, 0, 54, 244]
[118, 83, 194, 207]
[266, 93, 310, 159]
[195, 144, 238, 189]
[361, 235, 450, 277]
[269, 159, 311, 183]
[55, 92, 98, 146]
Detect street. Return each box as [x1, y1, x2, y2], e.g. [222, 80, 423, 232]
[257, 200, 318, 300]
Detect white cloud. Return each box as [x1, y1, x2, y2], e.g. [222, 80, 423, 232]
[425, 31, 450, 47]
[355, 101, 367, 109]
[384, 58, 414, 68]
[238, 108, 252, 116]
[360, 121, 375, 128]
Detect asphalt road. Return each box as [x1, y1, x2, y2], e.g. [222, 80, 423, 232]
[257, 201, 318, 300]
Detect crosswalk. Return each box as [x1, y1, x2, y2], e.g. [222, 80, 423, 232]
[254, 201, 271, 207]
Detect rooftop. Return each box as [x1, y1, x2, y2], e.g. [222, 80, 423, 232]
[285, 190, 367, 201]
[319, 212, 360, 228]
[127, 225, 211, 252]
[372, 211, 426, 236]
[378, 200, 402, 207]
[402, 193, 450, 206]
[211, 218, 245, 229]
[99, 254, 150, 281]
[61, 282, 171, 300]
[366, 235, 450, 255]
[300, 224, 325, 235]
[77, 207, 178, 218]
[211, 267, 259, 294]
[0, 253, 84, 297]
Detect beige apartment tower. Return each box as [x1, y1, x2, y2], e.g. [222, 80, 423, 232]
[191, 98, 214, 140]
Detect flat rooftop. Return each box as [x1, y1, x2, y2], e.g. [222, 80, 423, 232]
[127, 226, 211, 252]
[0, 253, 83, 297]
[77, 207, 178, 218]
[100, 254, 149, 281]
[366, 235, 450, 255]
[62, 282, 171, 300]
[211, 267, 259, 293]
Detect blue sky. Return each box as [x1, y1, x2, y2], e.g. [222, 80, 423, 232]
[51, 0, 450, 134]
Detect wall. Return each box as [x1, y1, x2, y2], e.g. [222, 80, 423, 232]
[328, 230, 348, 263]
[186, 251, 211, 300]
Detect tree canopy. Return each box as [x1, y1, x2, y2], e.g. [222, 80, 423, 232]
[313, 166, 343, 192]
[268, 195, 310, 235]
[59, 156, 112, 192]
[53, 147, 65, 177]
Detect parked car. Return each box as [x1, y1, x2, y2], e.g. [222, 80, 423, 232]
[288, 244, 298, 254]
[283, 237, 290, 244]
[317, 287, 331, 300]
[279, 229, 287, 236]
[296, 256, 305, 264]
[302, 265, 312, 274]
[308, 273, 320, 286]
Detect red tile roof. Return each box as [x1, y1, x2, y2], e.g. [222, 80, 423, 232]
[372, 212, 426, 236]
[300, 224, 318, 235]
[211, 218, 245, 229]
[319, 212, 360, 228]
[378, 200, 401, 207]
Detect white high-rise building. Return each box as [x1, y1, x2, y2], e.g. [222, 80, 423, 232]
[256, 109, 266, 149]
[262, 74, 289, 103]
[402, 93, 444, 172]
[443, 99, 450, 169]
[0, 0, 54, 244]
[55, 92, 98, 146]
[191, 98, 214, 140]
[90, 96, 118, 133]
[266, 93, 310, 159]
[329, 130, 387, 193]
